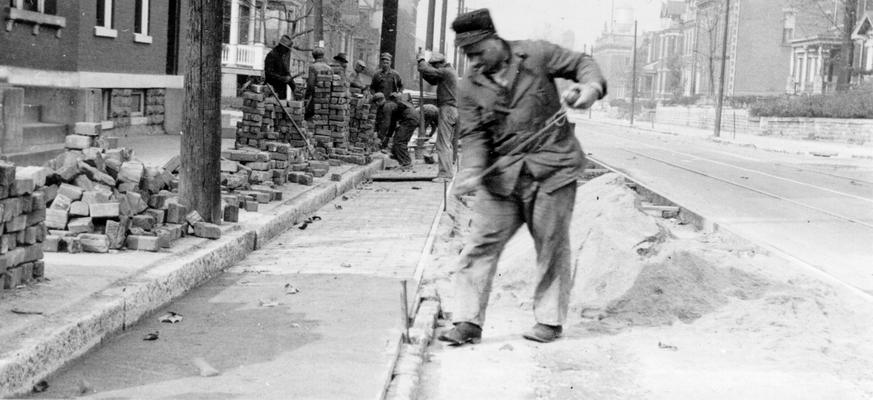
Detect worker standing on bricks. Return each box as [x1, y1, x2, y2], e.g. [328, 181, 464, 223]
[438, 8, 607, 345]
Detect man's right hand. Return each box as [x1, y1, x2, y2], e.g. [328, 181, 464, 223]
[451, 168, 483, 196]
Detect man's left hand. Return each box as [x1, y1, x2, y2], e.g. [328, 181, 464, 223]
[562, 83, 601, 110]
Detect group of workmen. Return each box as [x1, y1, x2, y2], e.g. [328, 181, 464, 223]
[265, 36, 458, 182]
[266, 9, 609, 346]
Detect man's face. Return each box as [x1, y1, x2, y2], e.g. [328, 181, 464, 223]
[464, 38, 506, 75]
[340, 61, 348, 69]
[380, 59, 391, 70]
[355, 64, 365, 73]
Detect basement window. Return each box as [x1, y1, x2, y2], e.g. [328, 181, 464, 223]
[131, 90, 145, 116]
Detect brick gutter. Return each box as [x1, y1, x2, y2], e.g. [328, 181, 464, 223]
[0, 159, 384, 398]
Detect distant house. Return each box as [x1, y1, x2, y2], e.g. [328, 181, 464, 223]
[1, 0, 189, 164]
[853, 10, 873, 82]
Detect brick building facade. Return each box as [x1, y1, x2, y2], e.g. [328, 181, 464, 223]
[1, 0, 189, 164]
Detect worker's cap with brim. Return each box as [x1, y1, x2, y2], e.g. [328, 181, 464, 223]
[428, 52, 446, 64]
[380, 52, 393, 61]
[452, 8, 496, 48]
[312, 47, 325, 59]
[355, 60, 367, 68]
[372, 92, 385, 102]
[333, 52, 349, 64]
[278, 34, 294, 48]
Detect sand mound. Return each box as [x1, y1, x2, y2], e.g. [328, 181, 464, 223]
[596, 251, 770, 327]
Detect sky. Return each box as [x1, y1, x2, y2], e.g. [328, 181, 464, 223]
[413, 0, 664, 65]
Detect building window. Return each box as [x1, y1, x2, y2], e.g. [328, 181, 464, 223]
[10, 0, 56, 14]
[102, 89, 113, 121]
[95, 0, 116, 38]
[134, 0, 152, 43]
[782, 10, 796, 44]
[130, 90, 145, 116]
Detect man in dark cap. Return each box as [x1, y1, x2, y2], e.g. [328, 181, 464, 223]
[264, 34, 304, 99]
[438, 8, 607, 346]
[304, 48, 332, 120]
[386, 92, 420, 170]
[417, 51, 458, 182]
[371, 53, 404, 151]
[350, 60, 371, 91]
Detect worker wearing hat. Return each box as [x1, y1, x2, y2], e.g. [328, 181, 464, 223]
[371, 52, 404, 151]
[304, 47, 332, 120]
[264, 34, 304, 100]
[349, 60, 371, 91]
[416, 50, 459, 182]
[438, 8, 607, 346]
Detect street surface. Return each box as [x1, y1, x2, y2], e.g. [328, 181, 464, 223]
[572, 117, 873, 295]
[27, 180, 443, 399]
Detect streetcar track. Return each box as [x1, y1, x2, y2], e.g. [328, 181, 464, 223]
[774, 163, 873, 186]
[615, 147, 873, 229]
[586, 127, 873, 206]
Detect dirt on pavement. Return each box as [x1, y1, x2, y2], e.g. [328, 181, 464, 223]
[419, 173, 873, 400]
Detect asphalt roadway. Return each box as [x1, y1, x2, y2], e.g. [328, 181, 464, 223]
[573, 117, 873, 297]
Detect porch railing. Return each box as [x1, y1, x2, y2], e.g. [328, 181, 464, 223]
[221, 43, 266, 71]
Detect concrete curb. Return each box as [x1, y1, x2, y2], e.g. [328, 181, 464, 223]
[383, 300, 440, 400]
[0, 159, 384, 398]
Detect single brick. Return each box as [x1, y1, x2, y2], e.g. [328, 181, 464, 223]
[131, 214, 156, 231]
[193, 222, 221, 239]
[126, 235, 160, 252]
[67, 217, 94, 234]
[69, 201, 90, 217]
[79, 233, 110, 253]
[65, 134, 93, 150]
[90, 202, 120, 218]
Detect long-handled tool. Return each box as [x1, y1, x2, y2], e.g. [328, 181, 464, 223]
[264, 84, 320, 160]
[456, 108, 570, 194]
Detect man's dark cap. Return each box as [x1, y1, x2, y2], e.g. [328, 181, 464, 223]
[380, 52, 393, 61]
[312, 48, 325, 59]
[333, 52, 349, 64]
[452, 8, 496, 48]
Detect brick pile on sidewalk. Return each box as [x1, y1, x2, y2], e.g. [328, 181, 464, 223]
[0, 163, 48, 290]
[42, 122, 223, 254]
[348, 94, 379, 153]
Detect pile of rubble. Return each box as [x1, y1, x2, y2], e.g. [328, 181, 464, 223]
[42, 122, 222, 254]
[0, 163, 48, 289]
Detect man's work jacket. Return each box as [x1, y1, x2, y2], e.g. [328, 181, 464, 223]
[305, 60, 333, 99]
[417, 60, 458, 107]
[459, 40, 606, 197]
[264, 45, 293, 98]
[370, 68, 403, 98]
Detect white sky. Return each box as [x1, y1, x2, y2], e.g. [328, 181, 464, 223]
[414, 0, 664, 64]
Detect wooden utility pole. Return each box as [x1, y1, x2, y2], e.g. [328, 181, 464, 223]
[426, 0, 436, 50]
[439, 0, 448, 54]
[314, 0, 324, 43]
[181, 0, 223, 223]
[380, 0, 399, 63]
[714, 0, 731, 138]
[630, 20, 638, 126]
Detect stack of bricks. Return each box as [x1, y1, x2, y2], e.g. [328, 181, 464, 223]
[42, 122, 222, 254]
[236, 90, 281, 149]
[349, 94, 378, 152]
[219, 144, 311, 210]
[310, 69, 334, 156]
[279, 100, 310, 150]
[0, 162, 48, 289]
[327, 64, 351, 151]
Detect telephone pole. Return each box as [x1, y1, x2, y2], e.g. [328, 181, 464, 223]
[314, 0, 324, 43]
[714, 0, 731, 138]
[630, 20, 638, 126]
[380, 0, 399, 63]
[426, 0, 436, 50]
[181, 0, 223, 223]
[439, 0, 448, 54]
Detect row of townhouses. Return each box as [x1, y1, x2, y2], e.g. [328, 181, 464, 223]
[594, 0, 873, 101]
[1, 0, 416, 166]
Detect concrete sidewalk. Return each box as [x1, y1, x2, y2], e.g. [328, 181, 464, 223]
[0, 134, 397, 397]
[577, 113, 873, 160]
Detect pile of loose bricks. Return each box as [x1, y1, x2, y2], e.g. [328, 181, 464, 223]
[45, 122, 223, 254]
[0, 163, 48, 290]
[348, 93, 379, 153]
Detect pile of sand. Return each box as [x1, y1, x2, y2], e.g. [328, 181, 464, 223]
[433, 173, 774, 329]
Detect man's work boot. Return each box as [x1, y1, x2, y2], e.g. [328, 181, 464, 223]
[438, 322, 482, 346]
[522, 323, 562, 343]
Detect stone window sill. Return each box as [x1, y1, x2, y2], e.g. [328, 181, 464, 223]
[94, 26, 117, 38]
[4, 7, 66, 37]
[134, 33, 152, 44]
